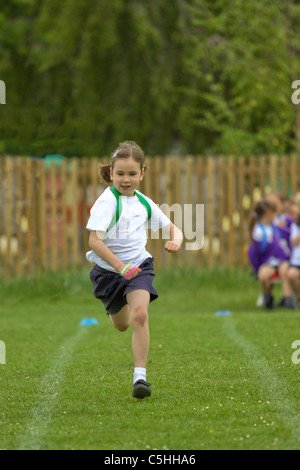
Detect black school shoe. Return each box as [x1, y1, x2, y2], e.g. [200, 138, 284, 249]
[274, 297, 285, 308]
[275, 296, 295, 309]
[263, 293, 274, 310]
[132, 380, 152, 399]
[283, 296, 295, 309]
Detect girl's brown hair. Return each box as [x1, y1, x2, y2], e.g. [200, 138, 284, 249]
[99, 140, 147, 183]
[248, 199, 276, 242]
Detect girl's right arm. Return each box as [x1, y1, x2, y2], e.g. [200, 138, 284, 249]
[163, 222, 183, 253]
[88, 231, 141, 278]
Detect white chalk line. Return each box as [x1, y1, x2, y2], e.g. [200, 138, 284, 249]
[17, 327, 89, 450]
[222, 317, 300, 448]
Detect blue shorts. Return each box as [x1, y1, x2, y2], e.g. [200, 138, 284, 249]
[89, 257, 158, 316]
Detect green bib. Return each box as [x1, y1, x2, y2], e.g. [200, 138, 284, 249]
[106, 186, 152, 233]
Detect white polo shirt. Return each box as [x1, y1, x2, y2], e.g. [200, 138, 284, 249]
[86, 187, 171, 272]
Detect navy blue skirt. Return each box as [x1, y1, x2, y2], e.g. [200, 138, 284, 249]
[89, 257, 158, 316]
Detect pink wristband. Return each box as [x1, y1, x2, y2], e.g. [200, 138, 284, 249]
[124, 265, 139, 279]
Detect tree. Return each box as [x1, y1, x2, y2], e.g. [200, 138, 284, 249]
[1, 0, 300, 156]
[0, 0, 190, 156]
[180, 0, 300, 155]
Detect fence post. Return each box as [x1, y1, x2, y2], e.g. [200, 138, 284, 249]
[153, 156, 162, 269]
[70, 158, 79, 266]
[217, 156, 224, 265]
[290, 154, 298, 195]
[207, 156, 214, 266]
[270, 155, 277, 191]
[5, 157, 12, 276]
[196, 156, 204, 265]
[238, 156, 246, 266]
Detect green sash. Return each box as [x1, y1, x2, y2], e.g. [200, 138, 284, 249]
[106, 186, 152, 233]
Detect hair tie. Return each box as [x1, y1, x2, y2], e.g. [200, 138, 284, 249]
[112, 148, 120, 159]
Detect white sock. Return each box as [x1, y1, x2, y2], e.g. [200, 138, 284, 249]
[133, 367, 146, 384]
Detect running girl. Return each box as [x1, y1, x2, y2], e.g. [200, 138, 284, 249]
[248, 199, 293, 309]
[86, 141, 183, 398]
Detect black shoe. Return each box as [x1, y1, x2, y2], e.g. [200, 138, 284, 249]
[132, 380, 152, 399]
[283, 296, 295, 309]
[274, 297, 285, 308]
[263, 293, 274, 310]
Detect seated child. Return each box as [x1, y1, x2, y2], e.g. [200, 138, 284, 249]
[288, 208, 300, 309]
[266, 193, 294, 258]
[248, 199, 294, 309]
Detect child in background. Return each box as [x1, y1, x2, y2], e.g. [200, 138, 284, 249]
[294, 191, 300, 210]
[265, 193, 293, 258]
[274, 199, 300, 307]
[86, 141, 183, 398]
[266, 192, 290, 227]
[287, 199, 300, 223]
[288, 205, 300, 309]
[248, 199, 294, 309]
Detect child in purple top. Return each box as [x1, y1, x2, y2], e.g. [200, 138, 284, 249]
[266, 193, 294, 258]
[248, 200, 293, 309]
[287, 204, 300, 309]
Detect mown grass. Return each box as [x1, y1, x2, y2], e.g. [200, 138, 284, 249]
[0, 266, 299, 450]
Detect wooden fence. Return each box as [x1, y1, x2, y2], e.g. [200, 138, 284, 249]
[1, 155, 300, 277]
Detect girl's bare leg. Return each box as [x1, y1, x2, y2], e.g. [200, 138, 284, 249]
[126, 289, 150, 368]
[257, 265, 276, 294]
[109, 290, 150, 368]
[109, 304, 130, 331]
[278, 261, 293, 298]
[288, 267, 300, 299]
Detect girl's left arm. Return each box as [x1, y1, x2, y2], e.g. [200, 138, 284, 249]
[163, 222, 183, 253]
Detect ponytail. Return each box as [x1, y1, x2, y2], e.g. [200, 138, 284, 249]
[249, 210, 259, 243]
[98, 163, 112, 184]
[249, 199, 276, 242]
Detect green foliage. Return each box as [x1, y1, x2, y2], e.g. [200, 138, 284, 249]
[0, 0, 300, 156]
[181, 0, 300, 155]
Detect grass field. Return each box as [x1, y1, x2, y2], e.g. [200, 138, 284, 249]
[0, 266, 299, 450]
